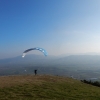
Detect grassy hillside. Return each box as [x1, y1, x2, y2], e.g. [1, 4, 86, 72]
[0, 75, 100, 100]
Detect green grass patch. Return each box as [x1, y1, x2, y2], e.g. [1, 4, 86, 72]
[0, 75, 99, 100]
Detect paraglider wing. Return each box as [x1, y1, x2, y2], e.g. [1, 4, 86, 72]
[22, 47, 47, 57]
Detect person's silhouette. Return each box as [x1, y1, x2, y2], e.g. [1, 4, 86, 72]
[34, 69, 37, 75]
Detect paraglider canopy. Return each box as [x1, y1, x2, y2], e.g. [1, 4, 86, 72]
[22, 47, 48, 57]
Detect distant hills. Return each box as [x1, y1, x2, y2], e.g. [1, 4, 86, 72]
[1, 54, 100, 66]
[0, 54, 100, 80]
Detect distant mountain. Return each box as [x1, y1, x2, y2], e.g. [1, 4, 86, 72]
[1, 54, 100, 67]
[0, 54, 100, 79]
[0, 54, 57, 66]
[56, 55, 100, 66]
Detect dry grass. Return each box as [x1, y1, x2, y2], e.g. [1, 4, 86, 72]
[0, 75, 72, 88]
[0, 75, 100, 100]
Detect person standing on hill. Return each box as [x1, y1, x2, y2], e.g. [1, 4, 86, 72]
[34, 69, 37, 75]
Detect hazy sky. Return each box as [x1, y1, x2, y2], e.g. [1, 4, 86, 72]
[0, 0, 100, 59]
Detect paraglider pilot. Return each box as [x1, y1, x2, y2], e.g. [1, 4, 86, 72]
[34, 69, 37, 75]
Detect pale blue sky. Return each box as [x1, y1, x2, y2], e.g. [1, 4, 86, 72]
[0, 0, 100, 58]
